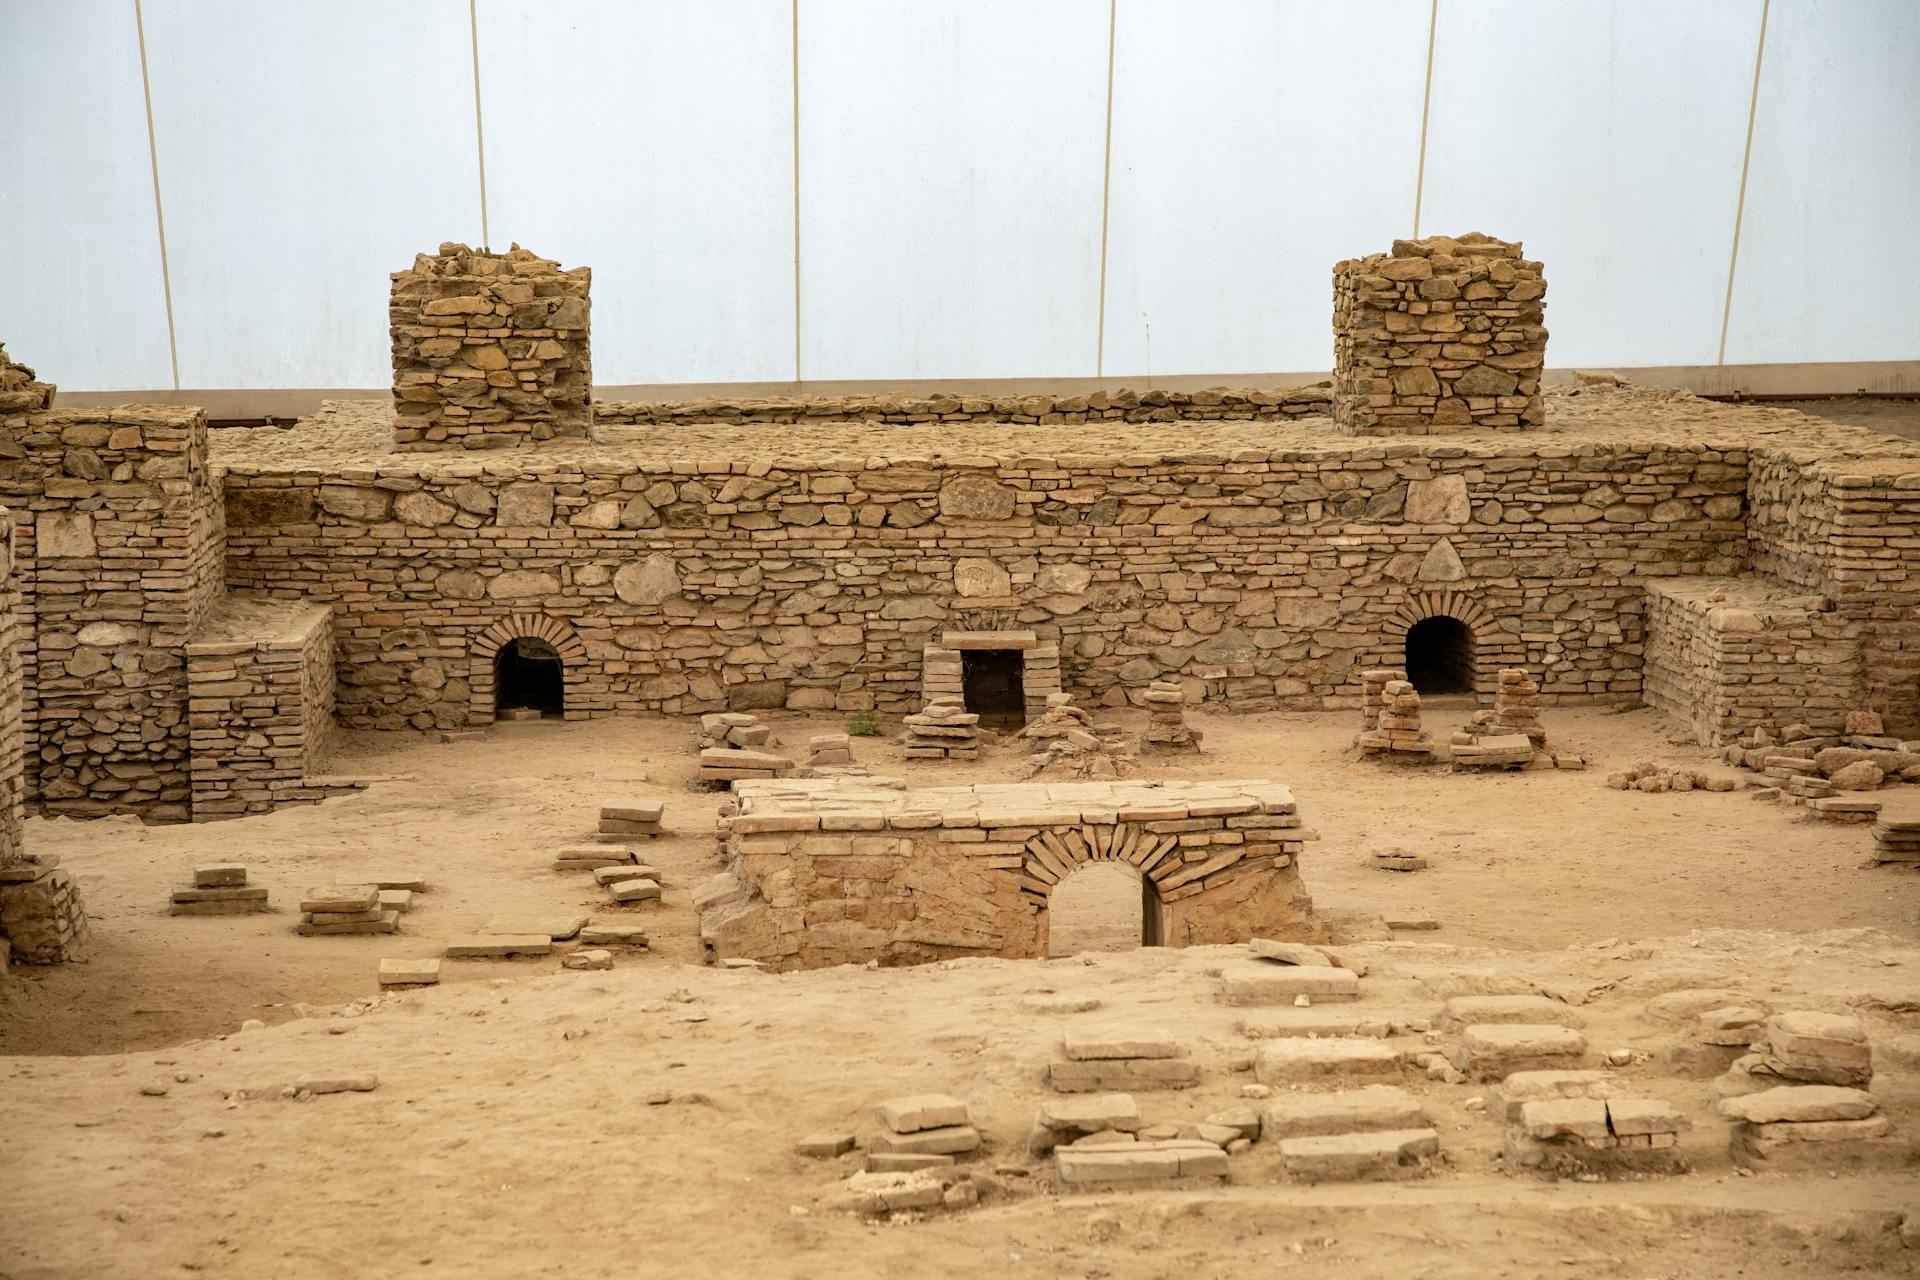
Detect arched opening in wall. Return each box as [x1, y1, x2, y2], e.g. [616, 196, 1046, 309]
[494, 637, 565, 718]
[962, 649, 1026, 729]
[1047, 863, 1160, 957]
[1405, 615, 1475, 695]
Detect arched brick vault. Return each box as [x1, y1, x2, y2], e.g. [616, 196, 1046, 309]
[1016, 821, 1188, 945]
[1366, 590, 1525, 699]
[468, 613, 588, 724]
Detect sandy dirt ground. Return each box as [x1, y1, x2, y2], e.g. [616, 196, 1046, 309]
[3, 708, 1918, 1277]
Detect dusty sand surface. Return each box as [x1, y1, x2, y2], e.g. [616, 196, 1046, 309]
[4, 708, 1918, 1277]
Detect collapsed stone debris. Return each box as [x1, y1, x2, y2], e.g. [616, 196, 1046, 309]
[1357, 673, 1434, 757]
[1606, 762, 1740, 794]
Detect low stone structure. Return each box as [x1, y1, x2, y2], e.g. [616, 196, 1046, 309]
[389, 243, 591, 452]
[185, 597, 338, 819]
[1332, 233, 1546, 435]
[697, 778, 1317, 970]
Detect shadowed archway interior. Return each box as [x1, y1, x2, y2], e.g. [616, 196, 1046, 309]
[494, 636, 565, 716]
[1405, 615, 1475, 695]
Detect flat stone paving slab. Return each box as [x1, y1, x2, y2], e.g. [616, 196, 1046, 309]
[1220, 964, 1360, 1005]
[1279, 1128, 1439, 1182]
[1062, 1026, 1184, 1061]
[378, 958, 442, 986]
[1717, 1085, 1879, 1124]
[1265, 1085, 1427, 1139]
[480, 914, 589, 941]
[1442, 995, 1584, 1028]
[1497, 1069, 1618, 1120]
[445, 934, 553, 958]
[875, 1094, 970, 1134]
[1255, 1038, 1401, 1085]
[1055, 1139, 1228, 1186]
[1048, 1059, 1199, 1093]
[1450, 1024, 1586, 1080]
[1237, 1010, 1403, 1040]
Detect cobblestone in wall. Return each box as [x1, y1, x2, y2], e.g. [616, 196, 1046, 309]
[186, 596, 335, 819]
[0, 404, 223, 820]
[1332, 233, 1547, 435]
[1644, 576, 1861, 747]
[390, 243, 591, 452]
[219, 432, 1749, 730]
[697, 778, 1319, 970]
[595, 385, 1333, 428]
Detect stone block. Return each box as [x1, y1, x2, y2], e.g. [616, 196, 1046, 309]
[1449, 1025, 1586, 1081]
[1055, 1139, 1228, 1185]
[193, 863, 248, 887]
[1278, 1128, 1439, 1182]
[1264, 1086, 1427, 1139]
[1061, 1027, 1184, 1061]
[1253, 1039, 1401, 1084]
[1221, 964, 1360, 1005]
[875, 1094, 971, 1134]
[1441, 995, 1583, 1029]
[378, 958, 441, 987]
[444, 934, 552, 958]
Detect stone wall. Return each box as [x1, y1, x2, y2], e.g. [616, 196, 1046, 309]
[1644, 577, 1861, 746]
[218, 438, 1750, 728]
[186, 597, 335, 820]
[697, 778, 1318, 970]
[0, 504, 89, 967]
[390, 243, 591, 452]
[1332, 233, 1547, 435]
[0, 403, 223, 820]
[595, 386, 1333, 428]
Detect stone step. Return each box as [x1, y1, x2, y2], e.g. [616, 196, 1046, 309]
[1264, 1086, 1428, 1139]
[1220, 964, 1361, 1006]
[1449, 1024, 1587, 1081]
[1278, 1128, 1440, 1182]
[1253, 1038, 1401, 1084]
[1441, 995, 1584, 1029]
[1055, 1139, 1228, 1186]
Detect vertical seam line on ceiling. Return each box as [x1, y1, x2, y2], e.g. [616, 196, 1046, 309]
[791, 0, 803, 384]
[1094, 0, 1117, 378]
[1718, 0, 1770, 367]
[469, 0, 491, 248]
[133, 0, 180, 391]
[1412, 0, 1438, 238]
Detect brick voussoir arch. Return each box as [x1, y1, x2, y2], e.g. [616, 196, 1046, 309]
[468, 613, 588, 725]
[1377, 590, 1523, 697]
[1016, 820, 1257, 947]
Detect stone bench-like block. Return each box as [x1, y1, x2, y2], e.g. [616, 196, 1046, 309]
[1278, 1128, 1439, 1182]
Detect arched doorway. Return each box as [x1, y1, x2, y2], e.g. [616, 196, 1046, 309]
[494, 636, 564, 717]
[1405, 615, 1475, 694]
[1047, 862, 1156, 956]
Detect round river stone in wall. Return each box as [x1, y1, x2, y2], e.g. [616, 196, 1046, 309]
[614, 554, 681, 606]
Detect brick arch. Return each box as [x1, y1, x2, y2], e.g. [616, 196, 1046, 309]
[1377, 591, 1525, 698]
[1018, 822, 1187, 947]
[468, 613, 588, 725]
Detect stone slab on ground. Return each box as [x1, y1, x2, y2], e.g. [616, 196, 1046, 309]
[1054, 1139, 1228, 1186]
[1449, 1024, 1587, 1081]
[607, 878, 663, 903]
[863, 1153, 954, 1175]
[1220, 964, 1360, 1005]
[1497, 1070, 1618, 1121]
[579, 924, 648, 947]
[1249, 938, 1333, 966]
[1061, 1027, 1184, 1061]
[1441, 995, 1584, 1029]
[299, 886, 379, 914]
[296, 910, 400, 937]
[1254, 1039, 1401, 1084]
[1717, 1085, 1879, 1124]
[1730, 1115, 1910, 1171]
[562, 949, 614, 971]
[480, 914, 588, 941]
[444, 934, 553, 958]
[796, 1132, 856, 1158]
[1278, 1128, 1440, 1182]
[875, 1094, 971, 1134]
[1264, 1086, 1428, 1139]
[378, 958, 441, 987]
[599, 797, 664, 824]
[192, 863, 248, 888]
[868, 1124, 981, 1156]
[1048, 1059, 1199, 1093]
[1237, 1010, 1408, 1040]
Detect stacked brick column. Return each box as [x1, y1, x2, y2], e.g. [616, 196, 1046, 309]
[390, 243, 592, 451]
[1332, 233, 1547, 435]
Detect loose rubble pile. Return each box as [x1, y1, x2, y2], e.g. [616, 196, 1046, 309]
[1722, 716, 1920, 808]
[296, 885, 397, 937]
[1605, 762, 1740, 793]
[1017, 698, 1135, 779]
[168, 862, 270, 916]
[902, 696, 981, 762]
[1141, 681, 1202, 752]
[696, 714, 794, 785]
[1356, 671, 1434, 758]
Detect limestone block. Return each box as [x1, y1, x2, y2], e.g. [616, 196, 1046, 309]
[1220, 964, 1360, 1005]
[1253, 1039, 1400, 1083]
[1278, 1128, 1439, 1182]
[1264, 1086, 1427, 1139]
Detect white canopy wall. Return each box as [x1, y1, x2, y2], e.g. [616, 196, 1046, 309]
[1, 0, 1914, 393]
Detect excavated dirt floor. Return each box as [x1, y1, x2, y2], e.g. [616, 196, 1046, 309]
[3, 707, 1918, 1278]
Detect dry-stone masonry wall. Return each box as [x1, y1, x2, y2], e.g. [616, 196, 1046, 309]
[595, 386, 1333, 428]
[390, 243, 591, 452]
[1644, 577, 1861, 747]
[698, 777, 1318, 970]
[219, 430, 1749, 729]
[0, 401, 223, 821]
[1332, 234, 1547, 435]
[0, 504, 89, 966]
[186, 597, 337, 819]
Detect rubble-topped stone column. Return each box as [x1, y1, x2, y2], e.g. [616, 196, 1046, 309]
[1332, 233, 1546, 435]
[389, 242, 591, 452]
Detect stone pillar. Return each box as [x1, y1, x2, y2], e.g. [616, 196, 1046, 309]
[1332, 233, 1547, 435]
[0, 504, 89, 966]
[389, 243, 592, 451]
[0, 363, 223, 821]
